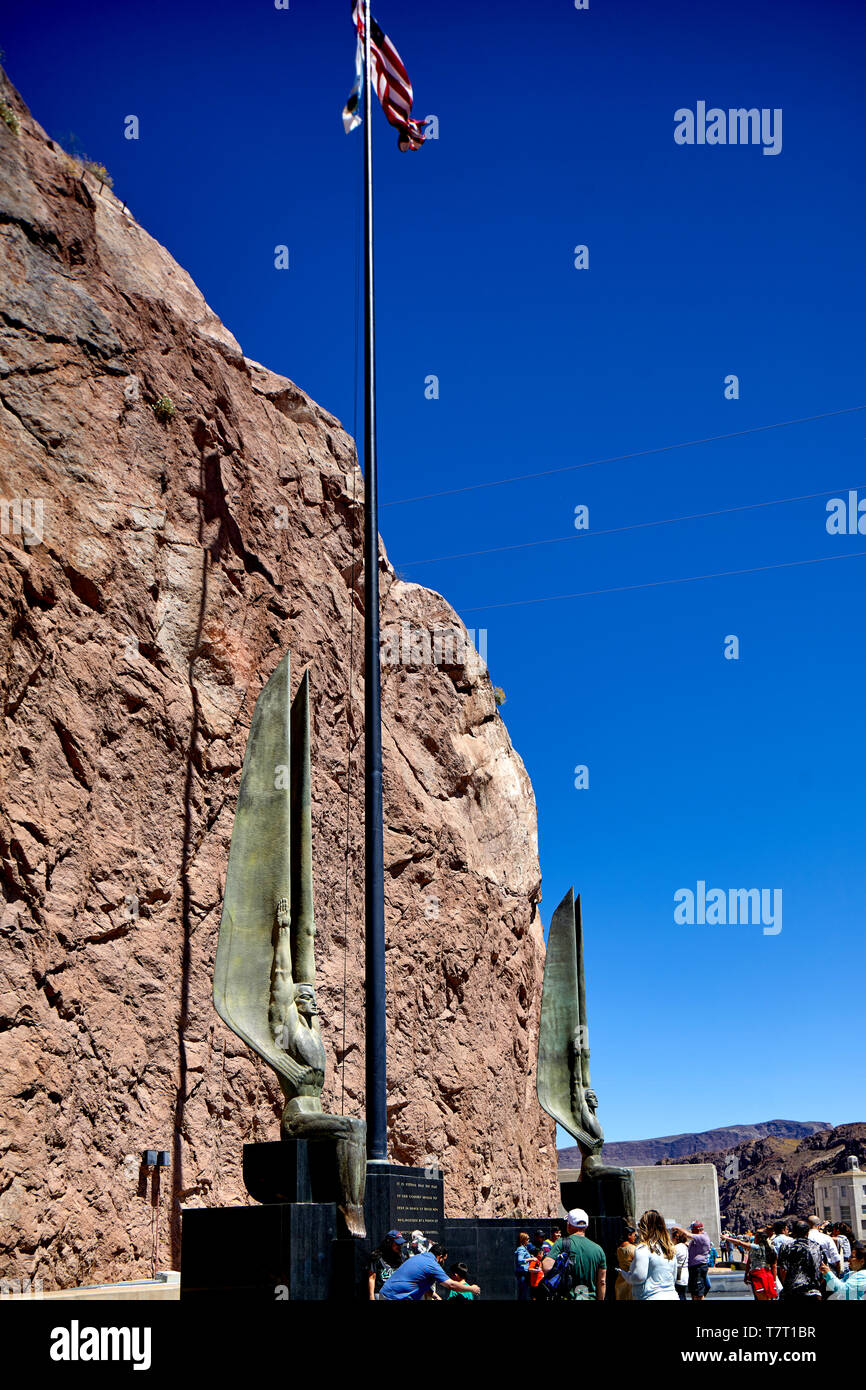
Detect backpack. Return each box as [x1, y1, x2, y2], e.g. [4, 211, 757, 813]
[544, 1236, 578, 1300]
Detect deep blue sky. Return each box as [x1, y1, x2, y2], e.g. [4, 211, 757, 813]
[4, 0, 864, 1143]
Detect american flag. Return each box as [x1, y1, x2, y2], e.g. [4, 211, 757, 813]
[343, 2, 427, 151]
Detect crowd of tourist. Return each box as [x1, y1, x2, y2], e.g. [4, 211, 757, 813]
[368, 1228, 480, 1301]
[366, 1210, 866, 1301]
[718, 1216, 865, 1302]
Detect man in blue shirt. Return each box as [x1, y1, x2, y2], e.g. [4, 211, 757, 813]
[378, 1243, 481, 1301]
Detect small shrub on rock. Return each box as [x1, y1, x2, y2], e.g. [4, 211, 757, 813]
[0, 101, 20, 134]
[84, 160, 113, 189]
[152, 395, 176, 422]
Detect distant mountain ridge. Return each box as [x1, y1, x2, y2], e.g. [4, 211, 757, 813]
[673, 1123, 866, 1232]
[558, 1119, 832, 1169]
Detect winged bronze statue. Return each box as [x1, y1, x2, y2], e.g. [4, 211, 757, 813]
[213, 652, 366, 1235]
[537, 887, 632, 1185]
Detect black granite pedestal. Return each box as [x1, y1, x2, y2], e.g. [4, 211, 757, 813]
[444, 1218, 545, 1300]
[331, 1162, 446, 1300]
[365, 1163, 444, 1243]
[181, 1138, 356, 1302]
[180, 1153, 631, 1301]
[559, 1173, 635, 1301]
[181, 1148, 447, 1301]
[180, 1200, 337, 1301]
[243, 1138, 342, 1207]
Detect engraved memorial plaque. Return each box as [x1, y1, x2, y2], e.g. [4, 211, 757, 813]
[391, 1171, 444, 1239]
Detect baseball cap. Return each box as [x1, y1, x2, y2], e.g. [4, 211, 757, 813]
[385, 1230, 406, 1245]
[566, 1208, 589, 1228]
[691, 1221, 704, 1232]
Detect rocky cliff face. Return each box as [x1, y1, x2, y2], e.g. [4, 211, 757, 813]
[0, 72, 557, 1289]
[572, 1118, 832, 1170]
[671, 1123, 866, 1232]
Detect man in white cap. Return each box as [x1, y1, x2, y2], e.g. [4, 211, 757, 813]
[541, 1208, 607, 1301]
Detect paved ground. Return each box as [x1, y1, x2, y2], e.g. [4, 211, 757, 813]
[698, 1269, 754, 1301]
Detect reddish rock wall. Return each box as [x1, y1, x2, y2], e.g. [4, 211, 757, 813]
[0, 72, 557, 1289]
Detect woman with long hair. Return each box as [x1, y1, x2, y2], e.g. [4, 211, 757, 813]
[616, 1210, 679, 1301]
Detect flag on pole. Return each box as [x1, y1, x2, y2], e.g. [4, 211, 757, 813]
[342, 21, 363, 133]
[343, 1, 427, 151]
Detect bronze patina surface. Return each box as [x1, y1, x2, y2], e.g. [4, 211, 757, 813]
[538, 887, 633, 1194]
[214, 653, 366, 1235]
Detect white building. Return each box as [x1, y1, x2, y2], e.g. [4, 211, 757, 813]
[631, 1164, 722, 1246]
[559, 1162, 721, 1245]
[813, 1157, 866, 1240]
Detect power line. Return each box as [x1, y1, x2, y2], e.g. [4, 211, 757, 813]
[383, 405, 866, 508]
[457, 548, 866, 615]
[397, 483, 864, 569]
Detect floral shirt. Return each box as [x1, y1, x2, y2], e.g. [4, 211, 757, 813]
[778, 1240, 822, 1297]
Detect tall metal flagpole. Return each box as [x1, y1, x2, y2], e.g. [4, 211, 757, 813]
[362, 0, 388, 1165]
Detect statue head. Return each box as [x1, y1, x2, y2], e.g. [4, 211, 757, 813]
[294, 983, 317, 1018]
[585, 1088, 598, 1112]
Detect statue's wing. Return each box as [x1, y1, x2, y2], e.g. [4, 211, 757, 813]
[290, 669, 315, 984]
[537, 886, 594, 1146]
[213, 651, 301, 1085]
[575, 893, 591, 1091]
